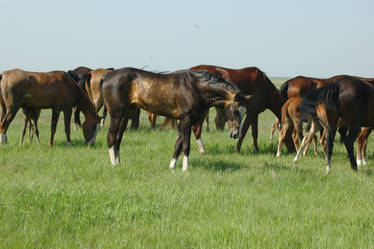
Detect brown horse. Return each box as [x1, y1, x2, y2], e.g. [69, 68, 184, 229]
[297, 76, 374, 174]
[101, 67, 249, 170]
[190, 65, 294, 153]
[0, 69, 100, 146]
[276, 97, 323, 157]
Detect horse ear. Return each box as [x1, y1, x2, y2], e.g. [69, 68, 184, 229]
[235, 93, 252, 105]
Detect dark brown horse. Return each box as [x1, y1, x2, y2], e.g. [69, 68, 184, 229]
[190, 65, 294, 153]
[298, 76, 374, 174]
[101, 67, 249, 170]
[0, 69, 100, 146]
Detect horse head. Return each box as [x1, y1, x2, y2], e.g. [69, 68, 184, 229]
[82, 115, 100, 145]
[223, 92, 251, 139]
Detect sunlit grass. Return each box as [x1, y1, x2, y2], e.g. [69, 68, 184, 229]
[1, 78, 374, 248]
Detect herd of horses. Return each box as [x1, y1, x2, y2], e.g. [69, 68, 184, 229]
[1, 65, 374, 174]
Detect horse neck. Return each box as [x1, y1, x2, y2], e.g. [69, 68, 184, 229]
[77, 94, 97, 121]
[201, 84, 236, 107]
[263, 75, 283, 120]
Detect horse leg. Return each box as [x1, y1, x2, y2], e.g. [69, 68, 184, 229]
[192, 117, 205, 154]
[294, 121, 319, 163]
[170, 116, 192, 172]
[361, 128, 371, 166]
[100, 105, 108, 127]
[0, 107, 20, 144]
[270, 118, 279, 143]
[63, 109, 73, 146]
[107, 112, 125, 165]
[215, 107, 226, 130]
[73, 107, 81, 130]
[147, 112, 157, 128]
[325, 126, 337, 174]
[235, 113, 252, 153]
[49, 109, 60, 146]
[129, 107, 140, 129]
[343, 125, 360, 172]
[33, 110, 41, 144]
[276, 122, 290, 157]
[205, 109, 210, 132]
[20, 115, 29, 145]
[357, 127, 371, 166]
[338, 126, 347, 143]
[251, 115, 259, 152]
[159, 118, 170, 131]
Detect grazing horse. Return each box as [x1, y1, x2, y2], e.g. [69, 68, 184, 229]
[190, 64, 295, 153]
[101, 67, 249, 170]
[297, 76, 374, 174]
[0, 69, 100, 146]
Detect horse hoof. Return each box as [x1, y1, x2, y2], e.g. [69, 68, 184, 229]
[67, 142, 72, 147]
[325, 167, 331, 174]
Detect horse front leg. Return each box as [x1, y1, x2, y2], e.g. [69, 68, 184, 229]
[235, 113, 252, 153]
[63, 109, 73, 146]
[170, 116, 191, 172]
[20, 115, 29, 145]
[251, 115, 259, 152]
[49, 109, 60, 146]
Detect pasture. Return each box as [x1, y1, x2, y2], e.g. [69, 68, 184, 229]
[1, 78, 374, 249]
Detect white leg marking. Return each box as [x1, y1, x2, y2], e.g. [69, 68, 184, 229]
[109, 146, 117, 166]
[363, 158, 368, 166]
[196, 138, 205, 154]
[169, 158, 177, 170]
[182, 155, 189, 172]
[1, 134, 7, 144]
[357, 159, 362, 167]
[100, 118, 105, 128]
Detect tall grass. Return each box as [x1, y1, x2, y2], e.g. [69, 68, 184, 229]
[1, 78, 374, 248]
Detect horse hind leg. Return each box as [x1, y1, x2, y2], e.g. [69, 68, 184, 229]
[276, 122, 290, 157]
[344, 125, 361, 172]
[107, 111, 128, 166]
[192, 117, 205, 154]
[20, 115, 30, 145]
[294, 121, 319, 163]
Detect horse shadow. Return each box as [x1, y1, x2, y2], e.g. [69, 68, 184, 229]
[192, 158, 243, 172]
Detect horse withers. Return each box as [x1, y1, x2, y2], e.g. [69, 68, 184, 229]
[101, 67, 250, 171]
[0, 69, 100, 146]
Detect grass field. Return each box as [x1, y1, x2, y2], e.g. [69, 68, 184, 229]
[1, 78, 374, 249]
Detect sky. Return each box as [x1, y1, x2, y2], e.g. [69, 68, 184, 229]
[1, 0, 373, 78]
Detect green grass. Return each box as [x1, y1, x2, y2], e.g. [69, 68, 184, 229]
[1, 78, 374, 248]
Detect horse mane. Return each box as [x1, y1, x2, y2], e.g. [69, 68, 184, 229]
[300, 82, 341, 121]
[190, 70, 240, 92]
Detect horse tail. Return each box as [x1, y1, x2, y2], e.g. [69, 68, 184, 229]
[300, 83, 340, 122]
[279, 80, 290, 103]
[78, 73, 91, 91]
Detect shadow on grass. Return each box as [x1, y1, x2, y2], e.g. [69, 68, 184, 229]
[193, 158, 243, 172]
[262, 161, 314, 174]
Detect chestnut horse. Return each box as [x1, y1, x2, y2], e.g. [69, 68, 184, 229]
[276, 97, 323, 157]
[297, 76, 374, 174]
[101, 67, 249, 170]
[190, 65, 294, 153]
[0, 69, 100, 146]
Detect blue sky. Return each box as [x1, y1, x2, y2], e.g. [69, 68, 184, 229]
[1, 0, 373, 77]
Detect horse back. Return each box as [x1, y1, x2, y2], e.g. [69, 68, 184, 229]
[2, 69, 80, 108]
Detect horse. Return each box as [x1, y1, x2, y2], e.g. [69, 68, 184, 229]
[190, 64, 295, 153]
[276, 97, 322, 157]
[297, 76, 374, 174]
[0, 69, 100, 146]
[101, 67, 250, 170]
[147, 110, 209, 131]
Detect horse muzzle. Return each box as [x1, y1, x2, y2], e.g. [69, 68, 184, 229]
[85, 124, 100, 145]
